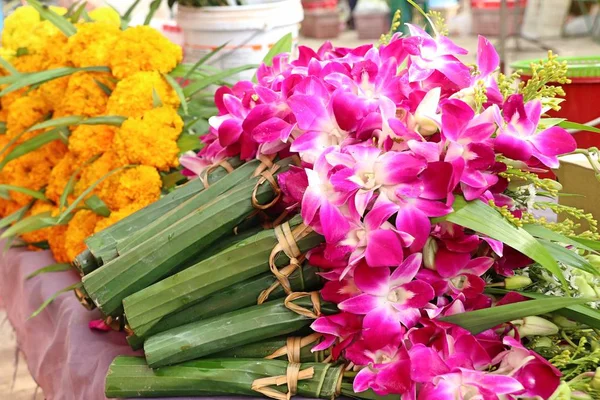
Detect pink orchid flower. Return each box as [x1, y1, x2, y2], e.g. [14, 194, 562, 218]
[493, 94, 577, 168]
[339, 254, 435, 334]
[310, 312, 363, 359]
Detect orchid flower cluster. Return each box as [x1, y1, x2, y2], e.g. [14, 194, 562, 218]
[181, 25, 580, 399]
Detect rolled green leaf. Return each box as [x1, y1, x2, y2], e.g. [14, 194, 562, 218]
[123, 215, 323, 338]
[83, 164, 285, 317]
[73, 249, 97, 275]
[106, 357, 343, 399]
[144, 295, 336, 368]
[83, 157, 243, 267]
[211, 333, 325, 362]
[126, 262, 321, 349]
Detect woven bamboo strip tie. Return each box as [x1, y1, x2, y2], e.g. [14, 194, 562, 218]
[199, 159, 235, 189]
[257, 223, 313, 304]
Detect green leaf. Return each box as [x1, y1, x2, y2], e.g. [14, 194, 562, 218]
[27, 0, 77, 37]
[538, 118, 566, 130]
[94, 78, 113, 96]
[182, 42, 229, 81]
[0, 122, 6, 135]
[144, 0, 162, 25]
[81, 115, 127, 126]
[27, 116, 83, 132]
[161, 171, 185, 190]
[59, 154, 101, 212]
[70, 2, 88, 23]
[1, 212, 57, 239]
[252, 33, 292, 83]
[0, 204, 32, 230]
[0, 66, 110, 97]
[437, 196, 568, 289]
[26, 263, 72, 280]
[152, 88, 163, 108]
[0, 56, 20, 76]
[29, 282, 82, 319]
[538, 239, 600, 276]
[162, 73, 188, 115]
[58, 165, 132, 223]
[559, 120, 600, 133]
[176, 134, 202, 154]
[15, 48, 29, 57]
[0, 127, 70, 170]
[569, 236, 600, 251]
[182, 65, 258, 98]
[85, 194, 111, 217]
[440, 296, 593, 334]
[123, 0, 144, 20]
[486, 288, 600, 329]
[522, 224, 598, 253]
[0, 185, 48, 202]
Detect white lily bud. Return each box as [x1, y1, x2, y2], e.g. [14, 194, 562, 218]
[423, 237, 438, 270]
[504, 276, 532, 290]
[573, 276, 597, 298]
[513, 316, 559, 337]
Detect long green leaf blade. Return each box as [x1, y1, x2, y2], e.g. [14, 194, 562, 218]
[162, 73, 188, 115]
[438, 196, 568, 288]
[0, 56, 19, 76]
[27, 0, 77, 37]
[182, 65, 258, 98]
[522, 224, 597, 253]
[0, 211, 56, 239]
[538, 239, 600, 276]
[559, 120, 600, 133]
[30, 282, 82, 318]
[85, 194, 111, 217]
[26, 116, 83, 132]
[26, 263, 72, 280]
[0, 127, 70, 170]
[0, 185, 48, 202]
[144, 0, 162, 25]
[182, 42, 229, 81]
[0, 204, 31, 230]
[252, 33, 292, 83]
[440, 297, 593, 334]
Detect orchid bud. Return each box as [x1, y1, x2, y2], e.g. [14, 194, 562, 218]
[591, 367, 600, 390]
[423, 237, 438, 270]
[504, 276, 532, 290]
[552, 315, 579, 329]
[541, 178, 562, 191]
[513, 316, 559, 337]
[450, 88, 476, 110]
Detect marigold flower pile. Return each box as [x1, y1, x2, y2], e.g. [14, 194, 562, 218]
[0, 6, 183, 262]
[179, 25, 592, 398]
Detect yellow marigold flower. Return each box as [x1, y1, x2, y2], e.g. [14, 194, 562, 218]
[21, 201, 56, 245]
[2, 6, 40, 51]
[46, 152, 83, 204]
[54, 71, 115, 118]
[64, 209, 103, 261]
[106, 71, 180, 118]
[0, 199, 21, 218]
[114, 106, 182, 171]
[34, 76, 70, 106]
[88, 7, 121, 27]
[74, 151, 124, 198]
[5, 94, 51, 140]
[93, 203, 144, 234]
[69, 125, 116, 161]
[99, 165, 161, 210]
[48, 224, 69, 263]
[109, 26, 182, 79]
[68, 22, 121, 68]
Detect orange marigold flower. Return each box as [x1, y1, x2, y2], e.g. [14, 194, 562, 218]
[54, 71, 115, 118]
[99, 165, 161, 210]
[0, 199, 21, 218]
[114, 106, 182, 171]
[93, 203, 144, 234]
[6, 94, 51, 139]
[48, 224, 69, 263]
[21, 201, 56, 245]
[108, 26, 182, 79]
[69, 125, 116, 161]
[46, 152, 83, 204]
[106, 71, 180, 118]
[34, 76, 70, 106]
[0, 88, 27, 121]
[64, 209, 104, 261]
[68, 22, 121, 68]
[74, 151, 122, 198]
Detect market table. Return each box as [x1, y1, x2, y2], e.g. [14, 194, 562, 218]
[0, 244, 255, 400]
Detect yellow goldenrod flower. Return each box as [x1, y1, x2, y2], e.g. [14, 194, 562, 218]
[68, 22, 121, 68]
[106, 71, 180, 118]
[64, 209, 103, 261]
[54, 71, 115, 118]
[88, 7, 121, 27]
[99, 165, 161, 211]
[69, 125, 116, 162]
[114, 106, 182, 171]
[109, 26, 182, 79]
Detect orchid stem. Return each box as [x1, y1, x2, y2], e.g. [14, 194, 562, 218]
[561, 330, 579, 349]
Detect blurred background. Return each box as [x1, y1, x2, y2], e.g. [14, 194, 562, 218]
[1, 0, 599, 398]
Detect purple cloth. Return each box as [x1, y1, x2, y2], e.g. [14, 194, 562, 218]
[0, 245, 256, 400]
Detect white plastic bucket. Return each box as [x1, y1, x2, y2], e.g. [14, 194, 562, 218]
[176, 0, 303, 81]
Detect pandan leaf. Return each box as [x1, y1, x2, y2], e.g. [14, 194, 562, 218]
[26, 263, 72, 280]
[440, 297, 593, 334]
[85, 194, 111, 217]
[162, 73, 188, 115]
[30, 282, 82, 318]
[27, 0, 77, 37]
[437, 196, 568, 289]
[0, 66, 110, 97]
[182, 65, 258, 98]
[252, 33, 292, 83]
[559, 121, 600, 133]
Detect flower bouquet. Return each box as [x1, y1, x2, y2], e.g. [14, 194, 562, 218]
[5, 2, 600, 400]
